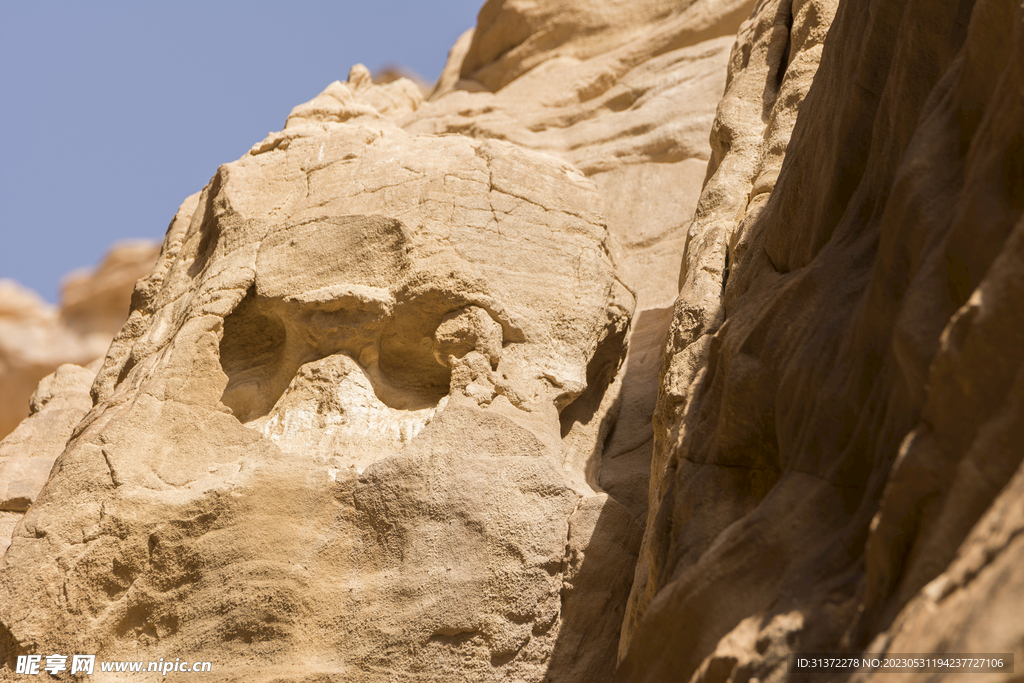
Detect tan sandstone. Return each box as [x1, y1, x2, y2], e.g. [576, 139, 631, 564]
[619, 0, 1024, 680]
[0, 64, 640, 682]
[0, 361, 100, 556]
[3, 0, 1023, 680]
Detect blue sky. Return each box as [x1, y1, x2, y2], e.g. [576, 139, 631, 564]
[0, 1, 482, 302]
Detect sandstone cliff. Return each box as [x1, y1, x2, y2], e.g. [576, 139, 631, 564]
[2, 0, 1022, 681]
[1, 244, 159, 560]
[620, 0, 1024, 680]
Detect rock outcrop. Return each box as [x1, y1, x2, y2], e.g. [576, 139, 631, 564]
[411, 0, 762, 556]
[413, 0, 754, 308]
[0, 67, 639, 682]
[620, 0, 1024, 680]
[3, 0, 1023, 680]
[0, 362, 99, 556]
[0, 242, 159, 439]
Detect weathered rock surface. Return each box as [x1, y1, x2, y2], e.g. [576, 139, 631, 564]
[2, 0, 761, 671]
[0, 242, 158, 439]
[621, 0, 1024, 680]
[4, 0, 1024, 680]
[412, 0, 762, 570]
[0, 66, 640, 682]
[0, 361, 99, 556]
[412, 0, 756, 309]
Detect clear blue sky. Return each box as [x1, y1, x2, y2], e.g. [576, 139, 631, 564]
[0, 1, 482, 302]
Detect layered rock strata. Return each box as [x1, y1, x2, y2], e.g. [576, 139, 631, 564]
[413, 0, 756, 308]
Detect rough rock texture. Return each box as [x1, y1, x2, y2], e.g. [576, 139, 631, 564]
[412, 0, 756, 309]
[0, 66, 640, 682]
[620, 0, 1024, 680]
[411, 0, 762, 562]
[409, 1, 761, 551]
[4, 0, 1024, 680]
[0, 362, 99, 556]
[0, 242, 159, 439]
[0, 0, 757, 673]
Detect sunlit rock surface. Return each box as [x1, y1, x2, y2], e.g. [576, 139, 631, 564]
[2, 0, 1023, 680]
[0, 66, 638, 682]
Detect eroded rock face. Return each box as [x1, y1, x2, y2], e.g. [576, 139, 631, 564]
[413, 0, 756, 309]
[621, 0, 1024, 680]
[5, 0, 1022, 679]
[0, 242, 159, 439]
[412, 0, 766, 589]
[407, 3, 763, 552]
[3, 0, 756, 673]
[0, 68, 636, 682]
[0, 362, 99, 556]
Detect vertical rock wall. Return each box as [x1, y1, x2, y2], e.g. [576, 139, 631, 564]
[622, 0, 1024, 680]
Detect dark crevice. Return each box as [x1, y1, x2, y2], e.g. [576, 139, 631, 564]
[559, 308, 629, 441]
[115, 354, 137, 388]
[776, 14, 793, 91]
[186, 173, 224, 279]
[218, 287, 289, 423]
[762, 1, 795, 121]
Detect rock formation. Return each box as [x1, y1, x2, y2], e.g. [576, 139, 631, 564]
[0, 242, 159, 439]
[0, 362, 100, 557]
[2, 0, 1023, 680]
[413, 0, 753, 308]
[0, 61, 640, 681]
[619, 0, 1024, 680]
[0, 245, 158, 562]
